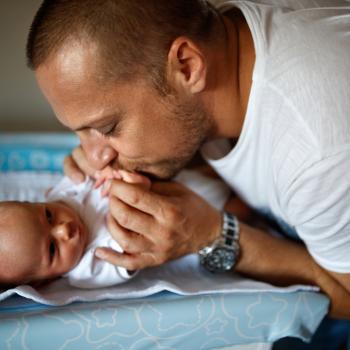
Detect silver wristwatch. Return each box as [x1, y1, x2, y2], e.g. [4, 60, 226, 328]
[199, 212, 240, 273]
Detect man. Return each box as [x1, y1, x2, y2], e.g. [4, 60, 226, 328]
[27, 0, 350, 332]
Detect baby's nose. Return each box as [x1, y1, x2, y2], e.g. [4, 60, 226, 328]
[52, 222, 74, 241]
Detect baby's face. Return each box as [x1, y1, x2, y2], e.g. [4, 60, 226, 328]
[0, 201, 88, 285]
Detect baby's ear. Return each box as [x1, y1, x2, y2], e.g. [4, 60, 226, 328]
[118, 170, 152, 190]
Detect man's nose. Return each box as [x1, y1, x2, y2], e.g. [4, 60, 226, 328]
[80, 136, 118, 170]
[51, 222, 74, 241]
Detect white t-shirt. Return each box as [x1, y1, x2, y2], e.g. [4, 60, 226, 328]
[47, 171, 230, 288]
[203, 0, 350, 273]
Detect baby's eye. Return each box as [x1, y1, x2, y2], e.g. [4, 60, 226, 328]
[49, 241, 56, 259]
[45, 207, 53, 224]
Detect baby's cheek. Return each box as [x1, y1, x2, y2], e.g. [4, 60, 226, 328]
[64, 247, 83, 272]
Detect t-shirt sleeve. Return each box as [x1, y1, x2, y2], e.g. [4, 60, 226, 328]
[281, 148, 350, 273]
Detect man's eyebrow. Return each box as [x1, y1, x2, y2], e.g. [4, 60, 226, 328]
[73, 114, 122, 132]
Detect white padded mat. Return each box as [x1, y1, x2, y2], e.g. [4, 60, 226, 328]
[0, 172, 318, 305]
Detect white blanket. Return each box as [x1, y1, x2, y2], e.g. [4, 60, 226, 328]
[0, 172, 318, 306]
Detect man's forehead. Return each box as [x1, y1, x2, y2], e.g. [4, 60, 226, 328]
[44, 40, 100, 82]
[36, 50, 158, 132]
[35, 42, 103, 113]
[36, 62, 130, 130]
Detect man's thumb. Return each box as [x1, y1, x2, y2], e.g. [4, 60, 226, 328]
[118, 170, 152, 190]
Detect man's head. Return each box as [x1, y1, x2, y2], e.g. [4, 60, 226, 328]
[27, 0, 226, 179]
[0, 201, 88, 287]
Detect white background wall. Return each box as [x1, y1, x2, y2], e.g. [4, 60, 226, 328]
[0, 0, 65, 132]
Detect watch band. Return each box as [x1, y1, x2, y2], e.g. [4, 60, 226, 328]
[199, 212, 240, 272]
[222, 211, 240, 248]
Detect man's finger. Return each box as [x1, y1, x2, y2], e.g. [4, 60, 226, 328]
[151, 180, 185, 196]
[95, 248, 156, 270]
[109, 197, 156, 239]
[109, 179, 165, 216]
[106, 213, 153, 253]
[119, 170, 152, 189]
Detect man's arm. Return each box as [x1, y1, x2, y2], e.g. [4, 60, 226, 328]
[94, 177, 350, 319]
[235, 222, 350, 319]
[331, 271, 350, 295]
[223, 194, 350, 318]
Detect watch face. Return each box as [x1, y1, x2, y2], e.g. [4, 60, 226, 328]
[205, 247, 235, 273]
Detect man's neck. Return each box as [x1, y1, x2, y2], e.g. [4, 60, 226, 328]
[205, 8, 255, 140]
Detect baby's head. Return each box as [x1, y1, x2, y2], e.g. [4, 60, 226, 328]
[0, 200, 88, 287]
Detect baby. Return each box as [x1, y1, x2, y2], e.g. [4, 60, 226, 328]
[0, 198, 89, 288]
[0, 170, 148, 289]
[0, 169, 235, 290]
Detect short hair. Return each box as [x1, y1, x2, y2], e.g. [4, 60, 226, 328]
[26, 0, 221, 90]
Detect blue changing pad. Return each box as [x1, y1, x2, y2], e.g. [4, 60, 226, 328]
[0, 133, 330, 348]
[0, 133, 79, 172]
[0, 291, 328, 349]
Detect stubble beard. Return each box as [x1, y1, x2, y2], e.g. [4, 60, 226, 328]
[133, 92, 214, 180]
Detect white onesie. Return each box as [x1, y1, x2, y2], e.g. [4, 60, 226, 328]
[47, 176, 133, 289]
[47, 171, 230, 289]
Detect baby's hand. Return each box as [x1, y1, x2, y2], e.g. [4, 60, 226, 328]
[94, 167, 122, 197]
[94, 166, 120, 189]
[99, 170, 152, 197]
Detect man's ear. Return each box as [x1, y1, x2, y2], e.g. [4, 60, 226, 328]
[167, 36, 207, 94]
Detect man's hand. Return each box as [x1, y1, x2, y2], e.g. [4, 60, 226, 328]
[94, 171, 350, 318]
[95, 175, 222, 270]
